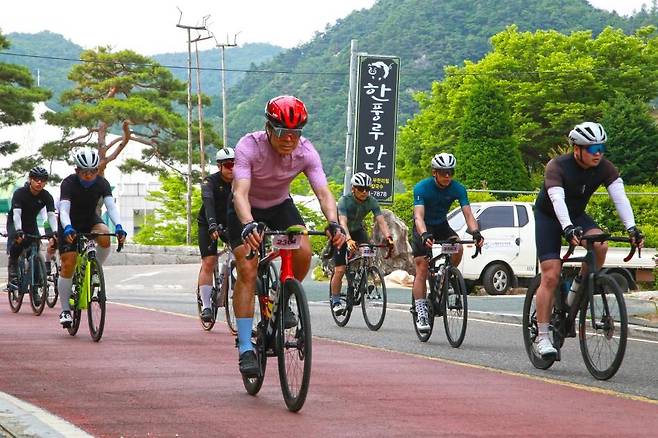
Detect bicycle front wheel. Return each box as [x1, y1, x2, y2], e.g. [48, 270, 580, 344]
[442, 267, 468, 348]
[46, 259, 59, 308]
[86, 260, 106, 341]
[578, 274, 627, 380]
[29, 256, 48, 316]
[361, 266, 387, 331]
[277, 279, 312, 412]
[522, 275, 556, 370]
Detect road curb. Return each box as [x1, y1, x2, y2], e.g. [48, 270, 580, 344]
[0, 391, 92, 438]
[386, 303, 658, 342]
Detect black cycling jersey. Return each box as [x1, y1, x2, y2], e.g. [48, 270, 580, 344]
[535, 154, 619, 218]
[7, 184, 55, 235]
[59, 174, 112, 229]
[197, 172, 232, 227]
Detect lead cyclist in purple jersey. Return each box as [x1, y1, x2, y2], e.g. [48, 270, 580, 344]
[227, 95, 346, 377]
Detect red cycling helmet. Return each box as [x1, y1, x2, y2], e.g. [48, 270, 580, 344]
[265, 95, 308, 129]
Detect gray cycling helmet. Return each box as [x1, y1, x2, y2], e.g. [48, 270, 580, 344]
[350, 172, 373, 187]
[73, 148, 100, 169]
[29, 166, 49, 179]
[215, 147, 235, 162]
[568, 122, 607, 146]
[431, 153, 456, 170]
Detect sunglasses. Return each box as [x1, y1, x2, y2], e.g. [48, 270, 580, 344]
[354, 186, 370, 192]
[31, 178, 48, 184]
[584, 143, 605, 154]
[221, 161, 235, 170]
[272, 126, 303, 139]
[77, 168, 98, 176]
[435, 169, 454, 177]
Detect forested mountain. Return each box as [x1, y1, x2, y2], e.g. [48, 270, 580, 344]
[0, 31, 282, 112]
[225, 0, 658, 178]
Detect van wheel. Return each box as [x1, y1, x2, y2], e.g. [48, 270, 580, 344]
[610, 272, 629, 293]
[483, 263, 513, 296]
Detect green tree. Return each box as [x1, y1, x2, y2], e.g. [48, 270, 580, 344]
[600, 94, 658, 184]
[42, 47, 218, 175]
[134, 173, 201, 245]
[455, 80, 530, 191]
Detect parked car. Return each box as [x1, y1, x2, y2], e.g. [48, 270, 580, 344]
[447, 201, 656, 295]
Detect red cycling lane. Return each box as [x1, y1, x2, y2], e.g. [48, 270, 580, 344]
[1, 302, 657, 437]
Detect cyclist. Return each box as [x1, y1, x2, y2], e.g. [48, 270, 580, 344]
[5, 167, 58, 291]
[228, 95, 346, 377]
[197, 147, 234, 322]
[329, 172, 394, 315]
[533, 121, 644, 358]
[411, 153, 483, 332]
[57, 148, 127, 327]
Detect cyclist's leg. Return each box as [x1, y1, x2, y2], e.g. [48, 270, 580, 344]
[57, 245, 77, 324]
[6, 233, 26, 289]
[411, 225, 429, 301]
[330, 248, 347, 298]
[198, 224, 218, 313]
[91, 222, 111, 265]
[575, 214, 606, 273]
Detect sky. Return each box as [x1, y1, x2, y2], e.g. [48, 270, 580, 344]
[0, 0, 653, 55]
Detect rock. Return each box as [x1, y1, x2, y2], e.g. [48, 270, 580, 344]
[373, 209, 414, 275]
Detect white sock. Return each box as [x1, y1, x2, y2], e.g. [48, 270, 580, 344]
[96, 245, 110, 265]
[200, 285, 213, 309]
[58, 276, 73, 312]
[537, 322, 550, 339]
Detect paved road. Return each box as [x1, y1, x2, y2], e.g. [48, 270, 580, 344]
[1, 264, 657, 436]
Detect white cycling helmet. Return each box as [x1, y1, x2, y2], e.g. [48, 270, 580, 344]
[215, 147, 235, 162]
[350, 172, 373, 187]
[431, 152, 456, 170]
[568, 122, 607, 146]
[73, 148, 100, 169]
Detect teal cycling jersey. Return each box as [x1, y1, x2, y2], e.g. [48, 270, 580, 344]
[337, 193, 382, 232]
[413, 177, 469, 225]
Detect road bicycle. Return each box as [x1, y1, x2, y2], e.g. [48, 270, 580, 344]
[4, 233, 50, 315]
[329, 242, 392, 330]
[522, 233, 636, 380]
[196, 246, 278, 333]
[65, 232, 122, 342]
[45, 250, 60, 308]
[411, 238, 480, 347]
[241, 224, 327, 412]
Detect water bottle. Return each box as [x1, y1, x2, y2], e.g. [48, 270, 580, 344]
[566, 276, 581, 307]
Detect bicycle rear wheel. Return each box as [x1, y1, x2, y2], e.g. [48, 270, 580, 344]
[242, 282, 268, 395]
[522, 275, 556, 370]
[329, 268, 353, 327]
[411, 287, 435, 342]
[197, 266, 217, 331]
[28, 256, 48, 316]
[578, 274, 627, 380]
[87, 259, 106, 342]
[277, 279, 312, 412]
[442, 267, 468, 347]
[361, 266, 387, 331]
[68, 284, 82, 336]
[46, 259, 59, 308]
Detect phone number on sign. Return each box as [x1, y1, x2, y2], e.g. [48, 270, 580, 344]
[371, 190, 388, 197]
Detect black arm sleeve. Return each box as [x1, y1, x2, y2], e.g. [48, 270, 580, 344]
[201, 178, 217, 226]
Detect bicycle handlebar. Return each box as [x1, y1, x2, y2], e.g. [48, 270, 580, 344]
[356, 242, 394, 259]
[76, 232, 124, 253]
[429, 239, 482, 259]
[562, 233, 638, 262]
[245, 224, 330, 260]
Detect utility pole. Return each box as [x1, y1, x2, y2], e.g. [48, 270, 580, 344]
[343, 39, 360, 195]
[213, 33, 239, 148]
[177, 9, 207, 245]
[193, 31, 213, 179]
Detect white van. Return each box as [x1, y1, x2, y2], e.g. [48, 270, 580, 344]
[447, 201, 656, 295]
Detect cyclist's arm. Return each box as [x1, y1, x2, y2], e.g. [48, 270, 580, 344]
[461, 205, 479, 234]
[233, 178, 254, 224]
[12, 207, 22, 231]
[201, 178, 218, 226]
[413, 205, 427, 234]
[547, 187, 572, 230]
[375, 214, 391, 239]
[59, 200, 72, 228]
[47, 211, 58, 233]
[338, 214, 350, 239]
[606, 178, 635, 230]
[103, 196, 121, 226]
[313, 185, 339, 223]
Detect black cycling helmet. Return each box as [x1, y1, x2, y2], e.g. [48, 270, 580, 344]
[29, 166, 49, 180]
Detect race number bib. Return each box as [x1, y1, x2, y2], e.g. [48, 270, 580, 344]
[272, 234, 302, 250]
[361, 246, 376, 257]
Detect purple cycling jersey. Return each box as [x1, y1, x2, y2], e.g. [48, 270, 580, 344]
[233, 131, 328, 209]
